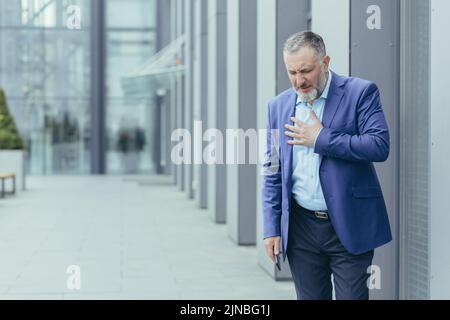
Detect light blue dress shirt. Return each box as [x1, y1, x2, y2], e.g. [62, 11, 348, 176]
[291, 71, 332, 211]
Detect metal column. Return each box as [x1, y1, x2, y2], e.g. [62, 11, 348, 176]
[90, 0, 106, 174]
[350, 0, 400, 300]
[184, 0, 195, 198]
[207, 0, 228, 223]
[193, 0, 209, 209]
[226, 0, 258, 245]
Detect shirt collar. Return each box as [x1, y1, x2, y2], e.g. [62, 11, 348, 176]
[296, 71, 333, 105]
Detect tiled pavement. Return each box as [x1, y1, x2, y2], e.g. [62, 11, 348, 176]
[0, 175, 295, 300]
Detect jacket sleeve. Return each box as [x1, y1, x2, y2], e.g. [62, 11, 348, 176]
[314, 83, 390, 162]
[262, 103, 282, 239]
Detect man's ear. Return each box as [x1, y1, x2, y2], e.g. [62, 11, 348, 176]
[323, 55, 331, 72]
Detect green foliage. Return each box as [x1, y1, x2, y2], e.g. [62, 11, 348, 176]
[0, 88, 25, 150]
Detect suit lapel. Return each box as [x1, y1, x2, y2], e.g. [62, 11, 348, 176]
[284, 72, 346, 193]
[283, 89, 297, 189]
[322, 72, 346, 128]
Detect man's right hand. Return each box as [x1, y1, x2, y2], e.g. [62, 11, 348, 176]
[264, 236, 281, 263]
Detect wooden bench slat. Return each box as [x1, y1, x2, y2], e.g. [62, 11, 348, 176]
[0, 173, 16, 179]
[0, 173, 16, 198]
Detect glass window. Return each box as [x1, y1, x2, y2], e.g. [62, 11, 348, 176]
[0, 0, 91, 174]
[105, 0, 157, 174]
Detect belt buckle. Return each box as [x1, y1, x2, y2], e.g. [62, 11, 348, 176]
[314, 211, 328, 219]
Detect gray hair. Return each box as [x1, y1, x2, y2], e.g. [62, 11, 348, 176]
[283, 31, 327, 59]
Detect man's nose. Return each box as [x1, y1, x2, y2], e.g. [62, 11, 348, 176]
[295, 74, 305, 85]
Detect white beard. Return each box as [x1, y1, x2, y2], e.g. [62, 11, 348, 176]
[298, 69, 328, 103]
[298, 88, 319, 103]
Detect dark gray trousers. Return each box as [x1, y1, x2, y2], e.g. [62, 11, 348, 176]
[287, 201, 374, 300]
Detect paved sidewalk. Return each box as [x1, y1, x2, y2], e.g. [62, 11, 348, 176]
[0, 175, 295, 300]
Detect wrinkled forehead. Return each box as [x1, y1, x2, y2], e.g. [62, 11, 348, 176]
[284, 47, 321, 70]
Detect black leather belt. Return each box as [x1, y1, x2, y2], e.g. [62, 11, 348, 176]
[292, 201, 329, 220]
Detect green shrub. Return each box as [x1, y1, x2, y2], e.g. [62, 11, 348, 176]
[0, 88, 25, 150]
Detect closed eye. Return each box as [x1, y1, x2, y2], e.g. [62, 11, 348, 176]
[289, 69, 312, 75]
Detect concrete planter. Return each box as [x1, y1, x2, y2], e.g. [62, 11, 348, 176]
[0, 150, 26, 191]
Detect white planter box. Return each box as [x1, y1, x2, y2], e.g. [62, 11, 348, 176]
[0, 150, 26, 191]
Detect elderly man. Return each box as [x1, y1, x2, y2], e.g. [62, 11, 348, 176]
[263, 31, 392, 300]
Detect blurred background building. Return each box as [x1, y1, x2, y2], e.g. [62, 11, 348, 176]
[0, 0, 449, 299]
[0, 0, 157, 175]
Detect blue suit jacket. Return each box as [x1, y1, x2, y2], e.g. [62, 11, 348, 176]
[263, 72, 392, 258]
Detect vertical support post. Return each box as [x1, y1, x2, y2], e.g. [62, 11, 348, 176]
[90, 0, 106, 174]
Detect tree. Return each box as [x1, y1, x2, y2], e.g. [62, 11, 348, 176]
[0, 88, 25, 150]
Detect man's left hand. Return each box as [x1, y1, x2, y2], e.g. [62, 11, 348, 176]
[285, 111, 324, 147]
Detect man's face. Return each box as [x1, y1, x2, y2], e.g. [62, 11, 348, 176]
[284, 46, 330, 102]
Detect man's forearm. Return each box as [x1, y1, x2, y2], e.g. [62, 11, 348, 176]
[314, 128, 390, 162]
[263, 172, 283, 238]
